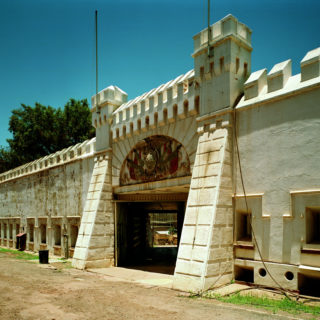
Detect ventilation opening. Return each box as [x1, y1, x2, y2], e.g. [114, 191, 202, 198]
[258, 268, 267, 277]
[40, 224, 46, 244]
[306, 207, 320, 244]
[298, 273, 320, 297]
[54, 225, 61, 246]
[235, 266, 254, 283]
[130, 123, 134, 135]
[244, 62, 248, 77]
[163, 109, 168, 123]
[70, 225, 78, 248]
[154, 113, 158, 126]
[200, 66, 204, 79]
[285, 271, 294, 281]
[220, 57, 224, 72]
[194, 96, 200, 114]
[210, 62, 214, 75]
[236, 57, 240, 74]
[183, 100, 188, 116]
[173, 105, 177, 118]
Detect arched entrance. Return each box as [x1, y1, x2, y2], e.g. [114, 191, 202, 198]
[115, 135, 191, 274]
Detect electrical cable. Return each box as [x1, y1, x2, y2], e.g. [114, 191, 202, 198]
[232, 106, 299, 301]
[192, 102, 301, 301]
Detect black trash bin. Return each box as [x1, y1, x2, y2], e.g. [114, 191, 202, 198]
[39, 250, 49, 264]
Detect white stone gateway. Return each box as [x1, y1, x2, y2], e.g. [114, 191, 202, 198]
[0, 14, 320, 295]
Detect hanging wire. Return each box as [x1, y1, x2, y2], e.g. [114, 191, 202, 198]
[233, 106, 296, 300]
[192, 103, 302, 301]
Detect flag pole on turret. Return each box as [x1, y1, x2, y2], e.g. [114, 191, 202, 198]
[95, 10, 100, 113]
[207, 0, 212, 57]
[95, 10, 98, 96]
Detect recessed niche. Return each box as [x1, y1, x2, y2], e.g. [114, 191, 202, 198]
[306, 207, 320, 244]
[235, 266, 254, 283]
[236, 211, 252, 242]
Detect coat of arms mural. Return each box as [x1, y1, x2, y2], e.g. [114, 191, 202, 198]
[120, 135, 191, 186]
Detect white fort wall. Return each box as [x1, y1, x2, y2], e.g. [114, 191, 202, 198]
[233, 47, 320, 291]
[0, 13, 319, 295]
[0, 138, 95, 256]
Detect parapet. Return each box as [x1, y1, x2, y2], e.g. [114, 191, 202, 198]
[91, 85, 128, 111]
[193, 14, 252, 56]
[0, 137, 96, 184]
[241, 47, 320, 105]
[111, 69, 199, 141]
[301, 47, 320, 82]
[244, 69, 267, 100]
[267, 59, 291, 93]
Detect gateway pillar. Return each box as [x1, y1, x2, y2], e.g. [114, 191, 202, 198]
[72, 86, 127, 269]
[173, 14, 252, 291]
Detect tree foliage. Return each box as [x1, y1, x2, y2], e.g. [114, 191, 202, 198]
[0, 98, 95, 173]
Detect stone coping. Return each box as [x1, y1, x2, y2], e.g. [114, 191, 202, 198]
[0, 137, 96, 184]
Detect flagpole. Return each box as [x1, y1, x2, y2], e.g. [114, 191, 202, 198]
[95, 10, 98, 97]
[207, 0, 211, 57]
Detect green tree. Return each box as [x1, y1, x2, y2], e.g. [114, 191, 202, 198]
[0, 98, 95, 173]
[63, 98, 95, 146]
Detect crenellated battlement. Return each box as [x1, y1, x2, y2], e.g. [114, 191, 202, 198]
[0, 138, 96, 184]
[241, 47, 320, 105]
[192, 15, 252, 115]
[193, 14, 252, 56]
[91, 85, 128, 111]
[110, 69, 199, 141]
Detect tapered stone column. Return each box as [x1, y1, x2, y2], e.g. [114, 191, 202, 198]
[173, 118, 233, 292]
[72, 151, 114, 268]
[72, 85, 127, 269]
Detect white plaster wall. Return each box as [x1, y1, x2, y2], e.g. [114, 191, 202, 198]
[235, 88, 320, 265]
[0, 157, 94, 220]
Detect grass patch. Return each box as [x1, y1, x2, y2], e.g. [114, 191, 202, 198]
[0, 247, 38, 260]
[204, 292, 320, 316]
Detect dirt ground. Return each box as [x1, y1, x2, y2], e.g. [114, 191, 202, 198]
[0, 253, 315, 320]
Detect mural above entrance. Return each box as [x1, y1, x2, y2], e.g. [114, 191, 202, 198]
[120, 135, 191, 186]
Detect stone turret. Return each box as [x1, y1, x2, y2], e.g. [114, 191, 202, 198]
[91, 86, 128, 151]
[193, 14, 252, 115]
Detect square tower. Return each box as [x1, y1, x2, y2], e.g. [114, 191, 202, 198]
[193, 14, 252, 115]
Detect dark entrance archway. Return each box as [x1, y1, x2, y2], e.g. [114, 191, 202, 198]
[115, 200, 186, 275]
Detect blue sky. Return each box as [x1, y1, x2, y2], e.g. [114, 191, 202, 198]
[0, 0, 319, 147]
